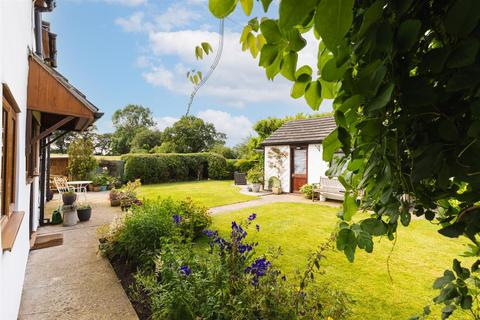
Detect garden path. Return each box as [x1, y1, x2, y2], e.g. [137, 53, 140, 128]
[209, 193, 341, 215]
[18, 192, 138, 320]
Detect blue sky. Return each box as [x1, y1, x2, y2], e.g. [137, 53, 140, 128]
[47, 0, 332, 145]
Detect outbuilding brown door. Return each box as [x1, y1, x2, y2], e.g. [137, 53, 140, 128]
[291, 146, 307, 192]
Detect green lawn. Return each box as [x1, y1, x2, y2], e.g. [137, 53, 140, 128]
[206, 203, 472, 320]
[138, 180, 257, 208]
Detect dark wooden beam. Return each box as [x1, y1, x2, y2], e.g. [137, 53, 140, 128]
[43, 130, 69, 149]
[32, 115, 74, 145]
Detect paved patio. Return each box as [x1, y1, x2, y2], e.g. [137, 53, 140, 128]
[19, 192, 138, 320]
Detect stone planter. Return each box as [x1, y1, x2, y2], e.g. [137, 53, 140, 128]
[272, 186, 282, 195]
[99, 186, 108, 192]
[251, 183, 261, 193]
[63, 205, 77, 226]
[62, 193, 77, 206]
[77, 207, 92, 222]
[93, 186, 101, 192]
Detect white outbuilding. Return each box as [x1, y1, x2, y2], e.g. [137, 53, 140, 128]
[260, 117, 337, 193]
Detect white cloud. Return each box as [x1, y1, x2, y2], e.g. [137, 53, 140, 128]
[115, 12, 145, 32]
[197, 109, 253, 146]
[154, 4, 201, 31]
[141, 29, 320, 108]
[155, 116, 179, 131]
[105, 0, 146, 6]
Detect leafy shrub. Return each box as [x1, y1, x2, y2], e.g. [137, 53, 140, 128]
[67, 138, 97, 180]
[122, 153, 230, 184]
[268, 176, 281, 189]
[234, 159, 258, 173]
[299, 184, 315, 199]
[247, 165, 263, 184]
[134, 215, 351, 319]
[98, 198, 211, 269]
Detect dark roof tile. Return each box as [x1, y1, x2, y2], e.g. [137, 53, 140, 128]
[260, 116, 336, 146]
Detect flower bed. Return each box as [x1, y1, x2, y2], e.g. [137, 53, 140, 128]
[98, 199, 350, 319]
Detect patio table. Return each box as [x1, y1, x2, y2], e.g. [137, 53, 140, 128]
[67, 180, 92, 202]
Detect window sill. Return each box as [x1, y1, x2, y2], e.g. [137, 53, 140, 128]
[1, 212, 25, 252]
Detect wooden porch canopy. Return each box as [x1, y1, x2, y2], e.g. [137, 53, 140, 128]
[27, 54, 102, 133]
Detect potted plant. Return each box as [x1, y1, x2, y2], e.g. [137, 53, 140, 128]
[247, 166, 263, 193]
[299, 184, 314, 199]
[62, 190, 77, 205]
[50, 208, 63, 225]
[77, 204, 92, 222]
[109, 189, 122, 207]
[120, 179, 141, 211]
[269, 176, 282, 194]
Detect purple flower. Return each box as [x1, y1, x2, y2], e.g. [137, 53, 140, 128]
[248, 213, 257, 221]
[172, 214, 182, 225]
[256, 224, 260, 232]
[179, 265, 191, 276]
[244, 257, 271, 285]
[281, 275, 286, 281]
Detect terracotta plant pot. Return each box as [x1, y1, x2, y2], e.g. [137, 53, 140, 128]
[62, 193, 77, 206]
[77, 207, 92, 222]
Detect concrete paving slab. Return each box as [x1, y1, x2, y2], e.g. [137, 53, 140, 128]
[19, 192, 138, 320]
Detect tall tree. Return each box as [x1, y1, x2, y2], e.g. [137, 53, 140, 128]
[111, 104, 155, 154]
[208, 0, 480, 317]
[162, 116, 226, 153]
[130, 128, 163, 152]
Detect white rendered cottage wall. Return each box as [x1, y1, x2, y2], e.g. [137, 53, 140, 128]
[264, 145, 291, 192]
[307, 144, 330, 184]
[0, 1, 35, 319]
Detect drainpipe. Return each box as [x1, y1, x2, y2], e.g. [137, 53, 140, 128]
[34, 9, 43, 56]
[34, 0, 55, 56]
[39, 138, 46, 225]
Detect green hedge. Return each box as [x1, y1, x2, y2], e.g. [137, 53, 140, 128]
[122, 153, 229, 184]
[225, 159, 258, 177]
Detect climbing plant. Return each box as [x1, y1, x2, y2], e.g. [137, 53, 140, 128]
[207, 0, 480, 318]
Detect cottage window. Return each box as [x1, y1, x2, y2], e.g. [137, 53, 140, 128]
[1, 95, 18, 217]
[1, 85, 24, 252]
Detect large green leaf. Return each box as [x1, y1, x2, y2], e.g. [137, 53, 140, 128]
[279, 0, 318, 32]
[357, 231, 373, 253]
[447, 39, 480, 69]
[260, 0, 273, 12]
[360, 218, 387, 236]
[445, 0, 480, 37]
[286, 29, 307, 52]
[367, 83, 394, 111]
[280, 51, 298, 81]
[291, 66, 312, 98]
[240, 0, 253, 16]
[342, 192, 357, 221]
[322, 129, 341, 161]
[260, 19, 283, 44]
[358, 0, 384, 37]
[209, 0, 238, 18]
[304, 80, 323, 110]
[397, 19, 421, 53]
[259, 44, 279, 67]
[321, 58, 348, 82]
[314, 0, 354, 53]
[336, 227, 357, 262]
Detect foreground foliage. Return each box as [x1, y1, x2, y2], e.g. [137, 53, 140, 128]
[206, 0, 480, 317]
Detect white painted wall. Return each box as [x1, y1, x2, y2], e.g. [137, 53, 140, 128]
[0, 1, 36, 318]
[307, 144, 329, 184]
[264, 145, 291, 192]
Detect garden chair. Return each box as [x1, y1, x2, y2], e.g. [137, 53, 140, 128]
[54, 176, 89, 202]
[54, 176, 74, 195]
[312, 177, 345, 202]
